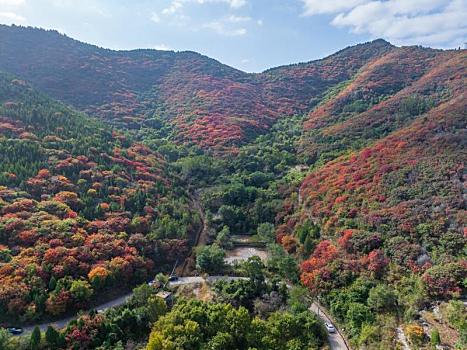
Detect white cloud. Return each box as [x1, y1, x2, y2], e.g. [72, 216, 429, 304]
[227, 15, 251, 22]
[162, 1, 183, 15]
[195, 0, 247, 8]
[0, 11, 26, 23]
[301, 0, 368, 15]
[47, 0, 110, 17]
[0, 0, 25, 6]
[202, 13, 252, 36]
[203, 20, 247, 36]
[302, 0, 467, 47]
[162, 0, 247, 10]
[150, 12, 160, 23]
[153, 43, 172, 50]
[257, 19, 263, 26]
[227, 0, 247, 8]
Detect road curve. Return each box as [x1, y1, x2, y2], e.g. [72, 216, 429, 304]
[309, 302, 350, 350]
[18, 276, 246, 335]
[22, 292, 133, 334]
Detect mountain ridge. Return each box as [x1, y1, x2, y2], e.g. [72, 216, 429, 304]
[0, 25, 396, 152]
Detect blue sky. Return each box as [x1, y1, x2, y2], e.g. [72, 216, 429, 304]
[0, 0, 466, 72]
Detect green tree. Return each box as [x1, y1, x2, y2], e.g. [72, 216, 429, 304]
[0, 329, 12, 350]
[130, 284, 155, 307]
[215, 225, 232, 249]
[267, 244, 299, 282]
[30, 326, 41, 350]
[288, 286, 310, 313]
[243, 256, 266, 294]
[430, 328, 440, 347]
[155, 273, 169, 286]
[70, 279, 93, 302]
[346, 303, 374, 337]
[146, 296, 168, 323]
[367, 284, 397, 312]
[146, 330, 165, 350]
[45, 326, 63, 349]
[257, 223, 275, 242]
[206, 332, 235, 350]
[196, 244, 225, 274]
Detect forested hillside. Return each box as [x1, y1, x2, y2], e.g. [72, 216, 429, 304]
[276, 48, 466, 347]
[0, 24, 465, 350]
[0, 25, 392, 152]
[0, 73, 199, 322]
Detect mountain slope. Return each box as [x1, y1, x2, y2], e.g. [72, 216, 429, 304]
[300, 47, 465, 164]
[275, 47, 466, 347]
[0, 25, 393, 152]
[0, 72, 199, 322]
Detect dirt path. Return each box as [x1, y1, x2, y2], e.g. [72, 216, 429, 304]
[178, 189, 209, 276]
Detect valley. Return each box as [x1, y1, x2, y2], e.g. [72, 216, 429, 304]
[0, 25, 465, 350]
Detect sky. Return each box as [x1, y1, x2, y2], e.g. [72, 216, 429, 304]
[0, 0, 466, 72]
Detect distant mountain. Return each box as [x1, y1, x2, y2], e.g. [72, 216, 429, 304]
[0, 25, 393, 152]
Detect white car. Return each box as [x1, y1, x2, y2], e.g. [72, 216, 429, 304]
[325, 322, 336, 333]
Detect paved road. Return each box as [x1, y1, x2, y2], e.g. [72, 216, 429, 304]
[19, 276, 246, 334]
[310, 302, 349, 350]
[22, 292, 133, 334]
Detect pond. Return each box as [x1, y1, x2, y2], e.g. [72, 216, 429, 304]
[224, 246, 269, 265]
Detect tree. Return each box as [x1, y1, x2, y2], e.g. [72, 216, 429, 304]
[422, 262, 466, 298]
[70, 279, 93, 302]
[215, 225, 232, 249]
[267, 244, 299, 282]
[218, 205, 246, 233]
[444, 300, 465, 329]
[367, 284, 397, 312]
[88, 266, 110, 289]
[196, 244, 225, 274]
[257, 223, 275, 242]
[430, 328, 440, 347]
[146, 330, 165, 350]
[346, 302, 374, 337]
[45, 326, 63, 349]
[30, 326, 41, 350]
[288, 286, 310, 313]
[205, 332, 235, 350]
[130, 284, 155, 307]
[155, 273, 169, 286]
[146, 296, 168, 323]
[243, 256, 266, 293]
[0, 329, 12, 350]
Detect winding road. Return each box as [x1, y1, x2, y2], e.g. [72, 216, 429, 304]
[17, 186, 350, 350]
[20, 279, 350, 350]
[310, 302, 350, 350]
[20, 276, 246, 334]
[20, 188, 209, 335]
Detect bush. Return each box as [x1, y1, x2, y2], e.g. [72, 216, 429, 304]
[405, 324, 424, 346]
[430, 328, 440, 347]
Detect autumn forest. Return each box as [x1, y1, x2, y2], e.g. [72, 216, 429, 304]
[0, 25, 465, 350]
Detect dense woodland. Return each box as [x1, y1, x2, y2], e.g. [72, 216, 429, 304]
[0, 25, 465, 350]
[0, 73, 200, 322]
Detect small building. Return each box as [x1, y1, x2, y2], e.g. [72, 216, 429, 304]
[148, 280, 162, 289]
[156, 291, 174, 307]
